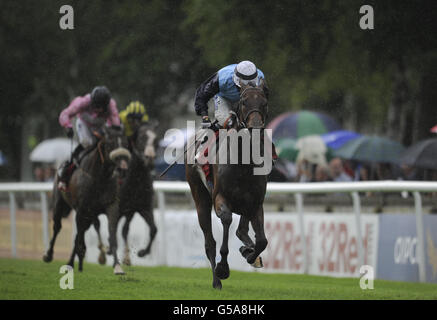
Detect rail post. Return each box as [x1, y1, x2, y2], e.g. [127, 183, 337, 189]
[157, 190, 167, 265]
[295, 193, 307, 274]
[351, 192, 364, 270]
[413, 191, 426, 282]
[40, 191, 49, 251]
[8, 192, 17, 258]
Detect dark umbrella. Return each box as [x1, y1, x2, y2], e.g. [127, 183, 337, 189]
[332, 135, 405, 164]
[400, 138, 437, 170]
[267, 111, 342, 141]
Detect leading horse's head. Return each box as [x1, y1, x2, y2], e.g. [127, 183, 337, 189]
[131, 120, 158, 168]
[236, 80, 268, 130]
[99, 126, 131, 178]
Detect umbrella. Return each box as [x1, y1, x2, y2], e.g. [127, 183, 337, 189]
[321, 130, 361, 150]
[267, 111, 342, 141]
[400, 138, 437, 170]
[30, 138, 77, 164]
[275, 138, 298, 161]
[332, 135, 405, 164]
[295, 135, 328, 166]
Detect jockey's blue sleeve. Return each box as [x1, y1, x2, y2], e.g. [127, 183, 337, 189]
[194, 72, 219, 117]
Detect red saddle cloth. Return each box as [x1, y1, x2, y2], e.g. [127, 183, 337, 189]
[199, 131, 220, 183]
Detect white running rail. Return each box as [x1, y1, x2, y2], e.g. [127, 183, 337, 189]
[2, 180, 437, 282]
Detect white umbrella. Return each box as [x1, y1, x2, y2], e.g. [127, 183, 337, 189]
[30, 138, 77, 165]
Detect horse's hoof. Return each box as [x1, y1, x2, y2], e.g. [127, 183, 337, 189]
[98, 252, 106, 265]
[239, 246, 254, 258]
[215, 262, 230, 280]
[114, 264, 125, 275]
[123, 257, 131, 266]
[251, 256, 263, 268]
[213, 279, 222, 290]
[43, 254, 53, 263]
[246, 252, 257, 265]
[137, 248, 150, 257]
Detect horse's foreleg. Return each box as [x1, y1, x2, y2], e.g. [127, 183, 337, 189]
[192, 189, 218, 289]
[67, 238, 76, 269]
[76, 225, 88, 272]
[246, 207, 268, 266]
[107, 203, 124, 275]
[93, 217, 106, 265]
[138, 209, 157, 258]
[236, 216, 256, 259]
[121, 213, 132, 265]
[215, 195, 232, 280]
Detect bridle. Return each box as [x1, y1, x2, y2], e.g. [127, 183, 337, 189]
[234, 86, 267, 129]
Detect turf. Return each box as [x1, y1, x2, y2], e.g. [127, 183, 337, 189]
[0, 258, 436, 300]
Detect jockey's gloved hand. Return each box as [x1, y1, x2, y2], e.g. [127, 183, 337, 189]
[201, 116, 212, 129]
[66, 128, 74, 138]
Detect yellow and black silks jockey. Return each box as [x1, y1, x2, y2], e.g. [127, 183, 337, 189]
[119, 101, 149, 148]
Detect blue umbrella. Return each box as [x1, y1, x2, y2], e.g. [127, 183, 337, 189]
[321, 130, 361, 150]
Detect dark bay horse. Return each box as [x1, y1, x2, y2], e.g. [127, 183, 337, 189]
[43, 126, 131, 274]
[106, 123, 158, 266]
[186, 82, 271, 289]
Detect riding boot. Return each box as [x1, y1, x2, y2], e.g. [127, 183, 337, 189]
[272, 142, 279, 164]
[57, 144, 84, 192]
[71, 144, 85, 166]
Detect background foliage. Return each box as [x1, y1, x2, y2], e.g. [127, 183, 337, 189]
[1, 0, 436, 180]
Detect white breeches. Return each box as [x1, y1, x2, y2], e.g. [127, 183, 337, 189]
[75, 118, 96, 148]
[214, 95, 237, 126]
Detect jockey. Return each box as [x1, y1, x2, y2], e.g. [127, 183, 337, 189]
[119, 101, 149, 148]
[57, 86, 121, 192]
[194, 60, 277, 161]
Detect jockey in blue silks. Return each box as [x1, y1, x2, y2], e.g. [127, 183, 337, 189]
[194, 61, 268, 129]
[193, 60, 277, 163]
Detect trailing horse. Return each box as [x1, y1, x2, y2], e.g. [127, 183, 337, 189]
[112, 122, 158, 266]
[186, 81, 271, 289]
[43, 126, 131, 275]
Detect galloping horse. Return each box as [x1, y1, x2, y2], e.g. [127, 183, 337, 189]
[186, 81, 271, 289]
[116, 122, 158, 265]
[43, 126, 131, 274]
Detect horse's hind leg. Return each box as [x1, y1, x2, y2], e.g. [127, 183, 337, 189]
[43, 192, 71, 263]
[246, 207, 268, 265]
[93, 217, 106, 265]
[138, 208, 157, 258]
[214, 194, 232, 280]
[121, 212, 133, 265]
